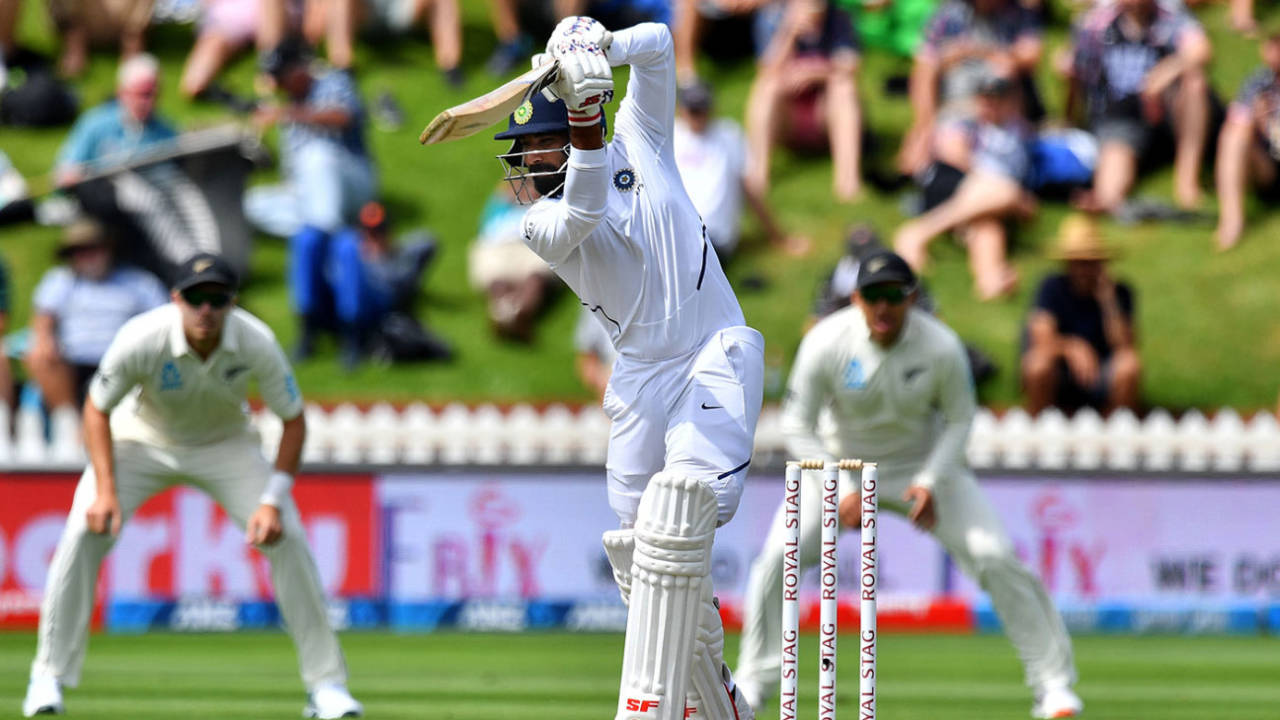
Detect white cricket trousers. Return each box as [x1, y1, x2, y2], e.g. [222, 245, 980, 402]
[736, 465, 1076, 697]
[30, 432, 348, 690]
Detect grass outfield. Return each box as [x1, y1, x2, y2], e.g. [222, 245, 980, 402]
[3, 4, 1280, 409]
[1, 631, 1279, 718]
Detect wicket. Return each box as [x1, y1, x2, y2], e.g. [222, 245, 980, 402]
[780, 459, 878, 720]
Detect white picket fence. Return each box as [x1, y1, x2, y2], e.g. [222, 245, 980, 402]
[2, 404, 1278, 472]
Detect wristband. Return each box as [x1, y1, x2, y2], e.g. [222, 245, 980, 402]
[259, 470, 294, 508]
[567, 108, 603, 127]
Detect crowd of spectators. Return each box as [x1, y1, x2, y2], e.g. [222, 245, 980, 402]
[2, 0, 1280, 422]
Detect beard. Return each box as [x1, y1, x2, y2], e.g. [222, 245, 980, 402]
[528, 162, 568, 197]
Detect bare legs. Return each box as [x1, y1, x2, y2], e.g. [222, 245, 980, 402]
[894, 172, 1022, 300]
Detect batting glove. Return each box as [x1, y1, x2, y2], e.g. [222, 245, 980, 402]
[547, 16, 613, 60]
[548, 45, 614, 126]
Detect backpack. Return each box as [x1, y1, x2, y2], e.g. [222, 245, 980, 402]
[1, 50, 78, 127]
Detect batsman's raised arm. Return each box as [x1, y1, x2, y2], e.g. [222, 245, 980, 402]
[605, 23, 677, 151]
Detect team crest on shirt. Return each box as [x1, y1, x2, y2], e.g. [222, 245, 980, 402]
[843, 358, 867, 390]
[160, 360, 183, 391]
[613, 168, 636, 191]
[513, 100, 534, 125]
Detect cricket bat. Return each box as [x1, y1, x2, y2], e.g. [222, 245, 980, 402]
[419, 61, 560, 145]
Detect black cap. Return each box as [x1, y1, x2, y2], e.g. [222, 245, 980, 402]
[677, 80, 713, 113]
[259, 35, 312, 80]
[856, 249, 916, 290]
[173, 253, 238, 292]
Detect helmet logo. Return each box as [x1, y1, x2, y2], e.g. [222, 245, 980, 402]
[613, 168, 636, 192]
[514, 100, 534, 125]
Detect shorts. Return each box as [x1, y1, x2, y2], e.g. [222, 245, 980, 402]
[200, 0, 259, 44]
[602, 326, 765, 527]
[1051, 356, 1112, 413]
[467, 241, 553, 290]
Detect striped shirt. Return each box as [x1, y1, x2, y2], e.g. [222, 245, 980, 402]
[283, 69, 369, 167]
[920, 0, 1042, 104]
[33, 265, 169, 365]
[1070, 2, 1203, 122]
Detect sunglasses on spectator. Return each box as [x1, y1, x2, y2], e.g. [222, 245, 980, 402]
[181, 288, 233, 309]
[860, 284, 912, 305]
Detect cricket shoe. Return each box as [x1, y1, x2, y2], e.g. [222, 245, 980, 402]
[22, 675, 64, 716]
[1031, 684, 1082, 719]
[303, 684, 363, 719]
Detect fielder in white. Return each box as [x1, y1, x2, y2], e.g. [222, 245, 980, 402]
[734, 250, 1083, 719]
[22, 253, 362, 719]
[491, 17, 763, 720]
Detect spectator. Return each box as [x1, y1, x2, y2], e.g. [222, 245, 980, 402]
[1065, 0, 1212, 213]
[179, 0, 280, 101]
[573, 305, 616, 401]
[298, 0, 461, 81]
[23, 220, 168, 419]
[485, 0, 532, 75]
[673, 0, 773, 82]
[1214, 27, 1280, 250]
[468, 182, 557, 342]
[674, 79, 809, 258]
[898, 0, 1043, 176]
[0, 254, 12, 413]
[894, 72, 1033, 300]
[43, 0, 154, 77]
[323, 201, 442, 368]
[246, 37, 377, 350]
[55, 54, 174, 188]
[55, 54, 220, 283]
[745, 0, 862, 203]
[1021, 214, 1140, 414]
[555, 0, 671, 27]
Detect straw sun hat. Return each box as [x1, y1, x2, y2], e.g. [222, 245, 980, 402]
[1049, 215, 1115, 261]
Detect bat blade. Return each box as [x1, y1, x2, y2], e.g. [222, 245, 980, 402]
[419, 61, 560, 145]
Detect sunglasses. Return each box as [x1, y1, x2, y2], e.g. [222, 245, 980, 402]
[181, 288, 233, 309]
[860, 284, 912, 305]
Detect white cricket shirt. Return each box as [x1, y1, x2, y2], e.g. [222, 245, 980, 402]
[521, 23, 746, 362]
[88, 304, 304, 446]
[781, 305, 975, 492]
[673, 117, 748, 255]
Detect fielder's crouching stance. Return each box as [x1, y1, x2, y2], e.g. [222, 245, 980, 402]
[493, 18, 762, 720]
[22, 254, 361, 720]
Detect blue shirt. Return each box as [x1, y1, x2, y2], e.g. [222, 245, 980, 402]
[55, 100, 178, 174]
[283, 70, 369, 165]
[33, 265, 170, 365]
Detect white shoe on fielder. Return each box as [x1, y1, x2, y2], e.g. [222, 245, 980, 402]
[303, 684, 363, 719]
[1031, 684, 1083, 719]
[22, 675, 64, 716]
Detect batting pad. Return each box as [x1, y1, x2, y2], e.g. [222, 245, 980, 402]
[603, 529, 636, 605]
[686, 586, 741, 720]
[616, 473, 718, 720]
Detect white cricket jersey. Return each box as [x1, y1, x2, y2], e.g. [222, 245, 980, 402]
[521, 23, 745, 361]
[87, 304, 304, 446]
[673, 117, 748, 255]
[781, 305, 975, 492]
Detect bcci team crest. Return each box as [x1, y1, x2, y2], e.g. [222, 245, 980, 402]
[514, 100, 533, 125]
[843, 358, 867, 390]
[613, 168, 636, 192]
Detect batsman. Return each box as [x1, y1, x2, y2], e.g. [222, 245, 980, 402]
[488, 17, 763, 720]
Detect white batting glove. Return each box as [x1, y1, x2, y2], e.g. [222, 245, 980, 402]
[547, 45, 613, 126]
[547, 16, 613, 59]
